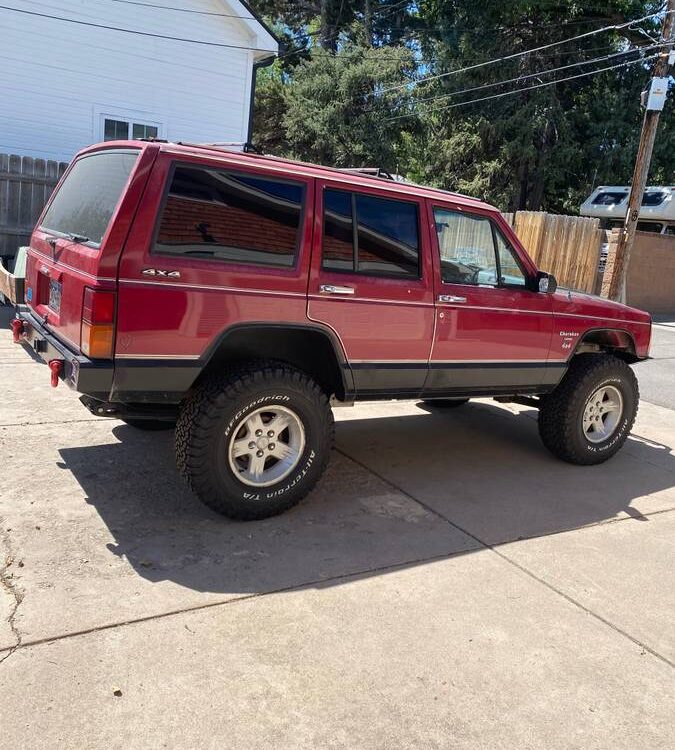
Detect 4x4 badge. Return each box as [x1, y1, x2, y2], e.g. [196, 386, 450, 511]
[142, 268, 181, 279]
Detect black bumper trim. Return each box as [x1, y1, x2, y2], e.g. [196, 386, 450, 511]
[14, 305, 113, 399]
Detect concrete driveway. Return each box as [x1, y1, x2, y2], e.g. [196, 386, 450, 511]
[1, 306, 674, 749]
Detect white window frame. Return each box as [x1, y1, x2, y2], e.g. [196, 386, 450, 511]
[94, 106, 165, 142]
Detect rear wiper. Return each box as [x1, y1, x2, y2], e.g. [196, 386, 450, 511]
[65, 233, 89, 243]
[183, 249, 216, 256]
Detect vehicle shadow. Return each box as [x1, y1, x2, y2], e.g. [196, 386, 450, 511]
[58, 400, 675, 595]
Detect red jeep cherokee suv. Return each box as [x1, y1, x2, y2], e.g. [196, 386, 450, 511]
[12, 141, 652, 520]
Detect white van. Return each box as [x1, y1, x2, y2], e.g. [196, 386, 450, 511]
[580, 186, 675, 235]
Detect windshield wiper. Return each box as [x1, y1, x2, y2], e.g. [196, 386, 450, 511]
[65, 233, 90, 243]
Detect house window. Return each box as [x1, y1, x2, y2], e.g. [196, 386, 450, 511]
[322, 189, 420, 278]
[153, 164, 305, 269]
[103, 117, 159, 141]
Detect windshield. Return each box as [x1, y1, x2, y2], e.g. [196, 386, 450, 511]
[40, 149, 139, 246]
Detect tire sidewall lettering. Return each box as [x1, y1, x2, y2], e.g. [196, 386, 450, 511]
[223, 395, 291, 440]
[219, 394, 319, 502]
[582, 376, 632, 453]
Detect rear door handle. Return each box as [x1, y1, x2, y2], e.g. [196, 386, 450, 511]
[438, 294, 467, 303]
[320, 284, 355, 295]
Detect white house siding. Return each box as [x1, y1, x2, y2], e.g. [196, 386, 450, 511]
[0, 0, 277, 161]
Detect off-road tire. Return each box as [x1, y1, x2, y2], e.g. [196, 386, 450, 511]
[175, 362, 334, 520]
[422, 398, 470, 408]
[121, 418, 176, 431]
[538, 353, 639, 465]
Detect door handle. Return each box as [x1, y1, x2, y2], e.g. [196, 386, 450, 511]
[320, 284, 355, 295]
[438, 294, 467, 303]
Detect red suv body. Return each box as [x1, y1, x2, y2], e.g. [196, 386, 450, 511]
[13, 141, 652, 519]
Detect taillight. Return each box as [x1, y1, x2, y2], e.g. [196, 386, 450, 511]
[81, 287, 115, 358]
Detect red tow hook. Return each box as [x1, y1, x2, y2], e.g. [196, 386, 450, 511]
[11, 318, 24, 343]
[48, 359, 63, 388]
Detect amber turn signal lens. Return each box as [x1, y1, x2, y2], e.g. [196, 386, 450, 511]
[81, 321, 113, 359]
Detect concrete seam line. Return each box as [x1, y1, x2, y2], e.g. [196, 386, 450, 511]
[335, 447, 675, 670]
[0, 546, 481, 657]
[0, 418, 111, 428]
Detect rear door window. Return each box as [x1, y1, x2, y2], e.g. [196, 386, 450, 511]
[153, 164, 305, 269]
[322, 188, 420, 278]
[40, 150, 139, 247]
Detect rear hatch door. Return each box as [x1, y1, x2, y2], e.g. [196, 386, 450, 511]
[25, 146, 153, 352]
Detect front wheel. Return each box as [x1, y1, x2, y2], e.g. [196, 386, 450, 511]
[175, 363, 334, 520]
[538, 353, 639, 465]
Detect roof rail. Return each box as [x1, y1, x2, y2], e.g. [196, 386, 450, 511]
[176, 141, 263, 154]
[337, 167, 397, 181]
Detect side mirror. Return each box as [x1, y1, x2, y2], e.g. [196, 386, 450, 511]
[537, 271, 558, 294]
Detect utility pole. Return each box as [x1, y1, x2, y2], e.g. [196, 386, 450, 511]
[608, 0, 675, 301]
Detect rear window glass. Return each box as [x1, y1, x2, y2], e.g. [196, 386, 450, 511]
[153, 165, 305, 269]
[40, 150, 138, 246]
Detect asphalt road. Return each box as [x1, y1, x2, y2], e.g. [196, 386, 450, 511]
[636, 322, 675, 411]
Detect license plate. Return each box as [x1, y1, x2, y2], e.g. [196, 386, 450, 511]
[48, 279, 62, 313]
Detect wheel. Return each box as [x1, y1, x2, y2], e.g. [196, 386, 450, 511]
[538, 353, 638, 465]
[422, 398, 470, 408]
[121, 418, 176, 431]
[175, 362, 334, 520]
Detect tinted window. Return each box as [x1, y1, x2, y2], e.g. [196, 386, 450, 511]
[323, 190, 354, 272]
[434, 208, 497, 285]
[154, 165, 304, 268]
[40, 150, 138, 246]
[322, 189, 420, 278]
[592, 191, 627, 206]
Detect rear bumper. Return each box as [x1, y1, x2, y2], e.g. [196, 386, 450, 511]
[13, 305, 113, 399]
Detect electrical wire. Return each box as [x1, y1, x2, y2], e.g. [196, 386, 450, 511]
[0, 3, 277, 53]
[106, 0, 256, 19]
[387, 54, 659, 120]
[377, 9, 674, 95]
[414, 43, 668, 106]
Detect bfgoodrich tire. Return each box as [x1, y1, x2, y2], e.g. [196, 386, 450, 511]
[538, 353, 639, 465]
[175, 363, 334, 520]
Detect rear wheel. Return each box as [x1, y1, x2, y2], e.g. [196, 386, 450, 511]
[175, 363, 334, 520]
[538, 353, 638, 465]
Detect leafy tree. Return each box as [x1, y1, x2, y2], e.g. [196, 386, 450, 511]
[255, 39, 420, 170]
[252, 0, 674, 213]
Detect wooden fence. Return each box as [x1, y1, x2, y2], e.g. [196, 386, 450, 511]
[0, 153, 68, 260]
[503, 211, 604, 293]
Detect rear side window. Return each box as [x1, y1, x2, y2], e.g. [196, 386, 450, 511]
[322, 188, 420, 278]
[154, 165, 305, 268]
[40, 150, 139, 246]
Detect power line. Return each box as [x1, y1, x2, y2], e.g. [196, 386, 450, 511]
[377, 9, 674, 95]
[0, 4, 278, 53]
[387, 54, 659, 120]
[414, 43, 668, 107]
[106, 0, 256, 20]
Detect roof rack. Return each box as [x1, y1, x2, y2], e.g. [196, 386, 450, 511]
[337, 167, 397, 181]
[176, 141, 263, 154]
